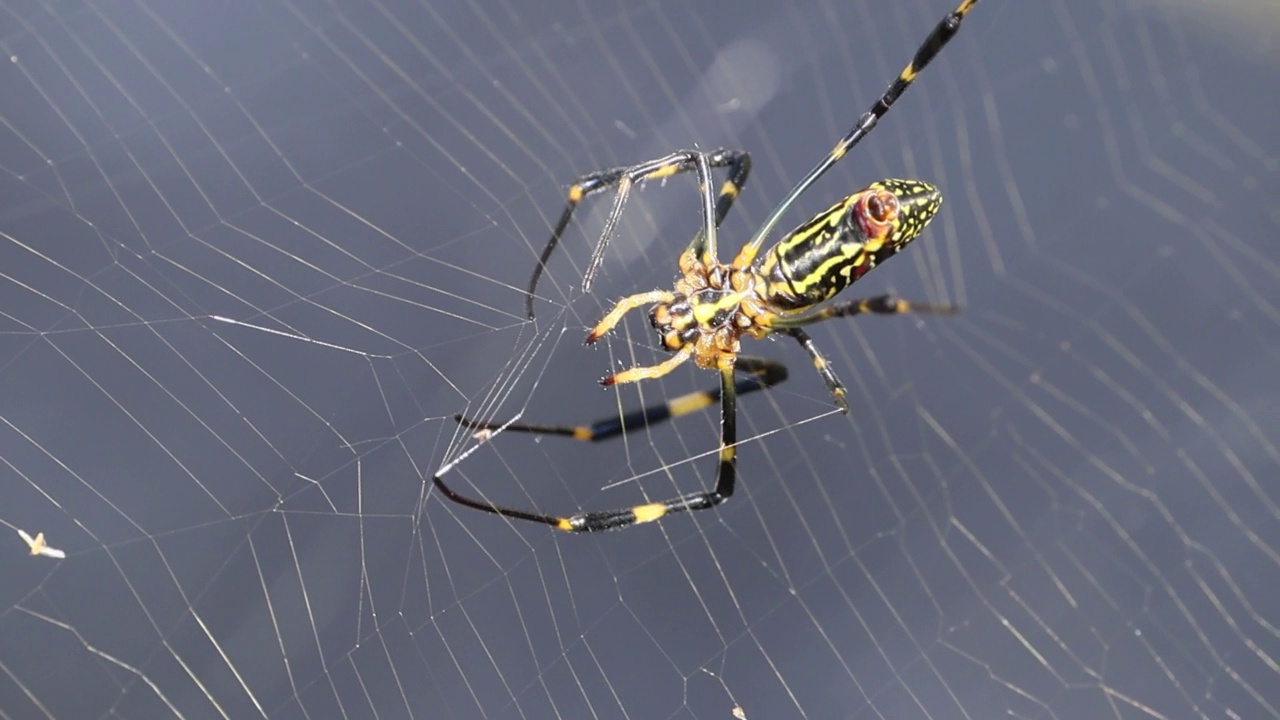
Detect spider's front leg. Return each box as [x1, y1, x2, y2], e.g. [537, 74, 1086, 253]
[525, 149, 752, 320]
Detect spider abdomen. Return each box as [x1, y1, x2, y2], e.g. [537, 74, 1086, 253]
[760, 179, 942, 312]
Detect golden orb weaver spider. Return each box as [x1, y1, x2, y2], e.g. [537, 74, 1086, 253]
[433, 0, 978, 532]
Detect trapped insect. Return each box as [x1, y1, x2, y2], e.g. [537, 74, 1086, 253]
[435, 0, 978, 532]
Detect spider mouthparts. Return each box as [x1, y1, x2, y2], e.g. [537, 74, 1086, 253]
[584, 329, 602, 345]
[599, 375, 616, 387]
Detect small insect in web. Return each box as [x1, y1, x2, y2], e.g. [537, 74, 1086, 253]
[17, 529, 66, 559]
[434, 0, 979, 532]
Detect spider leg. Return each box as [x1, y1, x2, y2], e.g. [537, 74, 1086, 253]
[454, 357, 786, 442]
[436, 358, 759, 532]
[735, 0, 979, 267]
[780, 327, 849, 413]
[584, 290, 677, 344]
[526, 149, 752, 319]
[769, 294, 959, 329]
[772, 295, 959, 410]
[688, 149, 721, 263]
[602, 346, 694, 387]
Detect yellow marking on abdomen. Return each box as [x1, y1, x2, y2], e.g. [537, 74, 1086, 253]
[785, 248, 865, 299]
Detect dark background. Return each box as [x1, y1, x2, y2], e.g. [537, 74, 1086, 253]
[2, 1, 1276, 718]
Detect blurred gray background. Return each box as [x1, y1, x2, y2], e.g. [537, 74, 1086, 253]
[1, 0, 1276, 718]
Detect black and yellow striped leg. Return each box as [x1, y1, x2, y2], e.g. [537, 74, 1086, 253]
[439, 358, 780, 532]
[775, 297, 958, 411]
[550, 360, 741, 532]
[454, 357, 785, 443]
[859, 0, 980, 137]
[772, 294, 959, 328]
[525, 148, 752, 318]
[739, 0, 979, 260]
[432, 471, 570, 530]
[782, 328, 849, 412]
[688, 150, 720, 263]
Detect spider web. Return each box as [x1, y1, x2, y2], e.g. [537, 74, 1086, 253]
[2, 0, 1277, 718]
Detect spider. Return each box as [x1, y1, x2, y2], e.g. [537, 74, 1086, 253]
[433, 0, 978, 532]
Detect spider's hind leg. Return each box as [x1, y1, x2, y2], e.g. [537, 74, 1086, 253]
[444, 357, 783, 532]
[454, 356, 786, 444]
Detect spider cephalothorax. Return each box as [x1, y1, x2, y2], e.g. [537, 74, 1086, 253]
[645, 254, 764, 373]
[437, 0, 978, 533]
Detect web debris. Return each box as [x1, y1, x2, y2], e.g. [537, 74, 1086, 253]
[17, 529, 66, 560]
